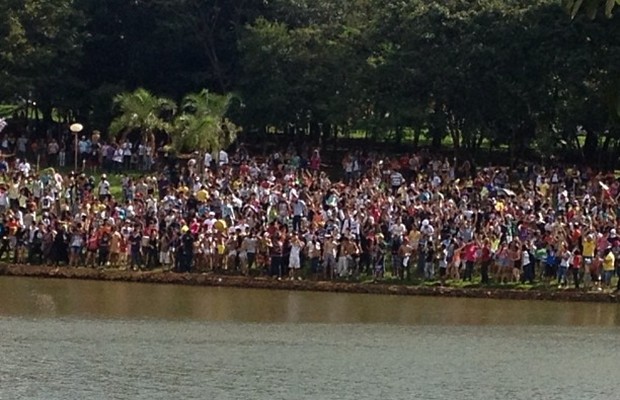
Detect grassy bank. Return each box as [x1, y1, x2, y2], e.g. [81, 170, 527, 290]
[1, 264, 619, 304]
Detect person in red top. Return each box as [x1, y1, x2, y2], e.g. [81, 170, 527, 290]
[479, 239, 492, 284]
[463, 241, 478, 282]
[239, 161, 250, 177]
[310, 149, 321, 171]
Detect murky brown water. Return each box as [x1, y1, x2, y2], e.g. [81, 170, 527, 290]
[1, 277, 619, 399]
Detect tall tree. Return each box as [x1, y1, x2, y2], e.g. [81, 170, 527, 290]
[0, 0, 86, 121]
[172, 90, 239, 153]
[564, 0, 620, 18]
[149, 0, 268, 93]
[109, 88, 176, 145]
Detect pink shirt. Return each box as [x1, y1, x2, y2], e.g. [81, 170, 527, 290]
[464, 244, 478, 262]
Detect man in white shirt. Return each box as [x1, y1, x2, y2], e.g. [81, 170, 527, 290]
[204, 152, 213, 170]
[390, 217, 407, 240]
[18, 160, 31, 176]
[98, 174, 110, 201]
[218, 150, 229, 167]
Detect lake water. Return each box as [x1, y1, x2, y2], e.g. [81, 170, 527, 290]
[1, 277, 619, 400]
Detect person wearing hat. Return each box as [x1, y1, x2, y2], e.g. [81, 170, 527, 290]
[98, 174, 110, 202]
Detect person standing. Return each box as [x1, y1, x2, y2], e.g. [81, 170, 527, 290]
[307, 236, 321, 279]
[203, 151, 213, 171]
[389, 169, 404, 195]
[122, 141, 132, 170]
[291, 197, 306, 233]
[241, 231, 257, 272]
[146, 230, 159, 270]
[47, 139, 59, 167]
[288, 234, 304, 280]
[28, 223, 44, 265]
[322, 233, 337, 280]
[398, 237, 414, 280]
[423, 240, 435, 280]
[179, 227, 194, 273]
[570, 249, 582, 289]
[557, 245, 571, 288]
[218, 149, 229, 168]
[268, 233, 283, 279]
[479, 239, 492, 284]
[129, 227, 143, 270]
[113, 146, 123, 173]
[463, 241, 478, 282]
[98, 231, 111, 268]
[602, 247, 615, 289]
[438, 243, 448, 286]
[521, 243, 534, 284]
[109, 227, 121, 267]
[98, 174, 110, 201]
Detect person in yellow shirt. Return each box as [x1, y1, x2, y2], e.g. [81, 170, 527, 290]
[494, 200, 505, 213]
[538, 178, 550, 198]
[582, 233, 596, 259]
[196, 186, 209, 203]
[177, 184, 189, 197]
[582, 233, 596, 287]
[408, 228, 421, 249]
[601, 248, 615, 288]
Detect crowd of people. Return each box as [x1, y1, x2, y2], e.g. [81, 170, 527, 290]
[0, 127, 620, 292]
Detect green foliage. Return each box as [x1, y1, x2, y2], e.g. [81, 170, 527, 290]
[0, 0, 86, 116]
[109, 88, 176, 139]
[564, 0, 620, 18]
[3, 0, 620, 164]
[172, 90, 240, 153]
[108, 87, 239, 153]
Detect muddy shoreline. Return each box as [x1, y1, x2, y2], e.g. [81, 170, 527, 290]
[1, 263, 619, 303]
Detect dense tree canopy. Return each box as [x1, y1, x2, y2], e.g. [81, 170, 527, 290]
[1, 0, 620, 164]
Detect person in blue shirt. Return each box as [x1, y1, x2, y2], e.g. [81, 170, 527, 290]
[544, 245, 558, 286]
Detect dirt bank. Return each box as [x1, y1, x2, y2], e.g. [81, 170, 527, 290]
[1, 263, 619, 303]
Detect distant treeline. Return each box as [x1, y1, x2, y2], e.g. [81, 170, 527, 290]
[1, 1, 619, 164]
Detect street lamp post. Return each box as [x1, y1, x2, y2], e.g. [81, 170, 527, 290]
[69, 123, 83, 172]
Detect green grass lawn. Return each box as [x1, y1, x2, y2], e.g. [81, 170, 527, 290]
[50, 167, 146, 200]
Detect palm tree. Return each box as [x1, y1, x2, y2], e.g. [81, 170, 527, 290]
[564, 0, 619, 19]
[171, 89, 240, 154]
[109, 88, 176, 145]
